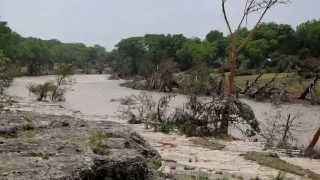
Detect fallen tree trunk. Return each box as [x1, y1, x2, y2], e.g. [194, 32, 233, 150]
[251, 73, 278, 97]
[299, 76, 319, 100]
[241, 72, 264, 94]
[305, 127, 320, 157]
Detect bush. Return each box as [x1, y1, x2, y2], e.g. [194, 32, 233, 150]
[27, 64, 73, 102]
[172, 96, 260, 137]
[86, 131, 110, 155]
[0, 52, 14, 94]
[260, 111, 300, 149]
[27, 81, 57, 101]
[120, 92, 260, 138]
[119, 92, 175, 133]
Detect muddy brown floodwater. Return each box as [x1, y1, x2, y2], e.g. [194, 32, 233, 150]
[6, 74, 320, 179]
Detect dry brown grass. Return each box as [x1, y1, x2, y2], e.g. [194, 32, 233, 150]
[243, 152, 320, 180]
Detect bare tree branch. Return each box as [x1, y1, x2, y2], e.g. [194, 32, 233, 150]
[237, 0, 282, 52]
[221, 0, 233, 35]
[237, 0, 255, 31]
[221, 0, 289, 97]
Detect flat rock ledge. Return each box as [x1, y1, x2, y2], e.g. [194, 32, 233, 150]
[0, 110, 160, 180]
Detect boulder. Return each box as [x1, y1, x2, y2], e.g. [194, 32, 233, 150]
[0, 110, 160, 180]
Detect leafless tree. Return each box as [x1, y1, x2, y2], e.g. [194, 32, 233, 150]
[221, 0, 290, 96]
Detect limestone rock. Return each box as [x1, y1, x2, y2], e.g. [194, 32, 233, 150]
[0, 110, 160, 180]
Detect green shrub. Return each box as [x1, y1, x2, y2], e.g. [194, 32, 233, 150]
[87, 131, 111, 155]
[0, 52, 14, 94]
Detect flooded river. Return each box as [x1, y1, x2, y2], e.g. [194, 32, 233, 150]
[7, 74, 320, 146]
[6, 74, 320, 179]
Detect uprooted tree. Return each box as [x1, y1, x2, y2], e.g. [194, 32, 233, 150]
[239, 73, 289, 103]
[305, 127, 320, 158]
[174, 95, 260, 137]
[119, 92, 260, 138]
[298, 58, 320, 104]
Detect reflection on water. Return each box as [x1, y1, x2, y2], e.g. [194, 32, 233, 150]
[7, 74, 320, 146]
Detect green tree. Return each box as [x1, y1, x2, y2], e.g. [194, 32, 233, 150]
[296, 20, 320, 57]
[112, 37, 146, 76]
[87, 45, 107, 74]
[176, 39, 218, 70]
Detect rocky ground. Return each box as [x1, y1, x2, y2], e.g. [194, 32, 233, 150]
[2, 93, 320, 180]
[0, 96, 160, 180]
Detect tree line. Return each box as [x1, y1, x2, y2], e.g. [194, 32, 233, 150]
[1, 19, 319, 79]
[0, 21, 108, 76]
[110, 20, 320, 78]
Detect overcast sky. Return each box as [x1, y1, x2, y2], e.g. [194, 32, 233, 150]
[0, 0, 319, 50]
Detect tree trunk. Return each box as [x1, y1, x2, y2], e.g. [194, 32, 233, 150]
[220, 97, 234, 136]
[281, 114, 291, 144]
[251, 74, 278, 97]
[299, 76, 319, 100]
[305, 127, 320, 156]
[241, 72, 264, 94]
[228, 46, 237, 96]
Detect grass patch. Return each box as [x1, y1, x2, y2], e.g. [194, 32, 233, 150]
[148, 159, 162, 171]
[86, 131, 111, 155]
[190, 138, 226, 150]
[148, 158, 167, 178]
[243, 152, 320, 180]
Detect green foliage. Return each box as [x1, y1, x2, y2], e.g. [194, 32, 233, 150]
[111, 34, 187, 77]
[0, 52, 14, 94]
[174, 96, 259, 137]
[111, 20, 320, 78]
[145, 58, 178, 92]
[55, 63, 74, 82]
[0, 21, 107, 76]
[180, 63, 215, 95]
[112, 37, 146, 76]
[206, 30, 228, 59]
[86, 131, 110, 155]
[296, 20, 320, 57]
[121, 93, 259, 138]
[27, 64, 73, 102]
[1, 18, 320, 80]
[176, 39, 218, 70]
[148, 159, 162, 171]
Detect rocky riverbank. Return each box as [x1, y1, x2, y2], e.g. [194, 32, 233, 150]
[0, 98, 160, 180]
[5, 74, 320, 180]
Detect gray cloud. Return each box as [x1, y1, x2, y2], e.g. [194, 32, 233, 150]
[0, 0, 319, 50]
